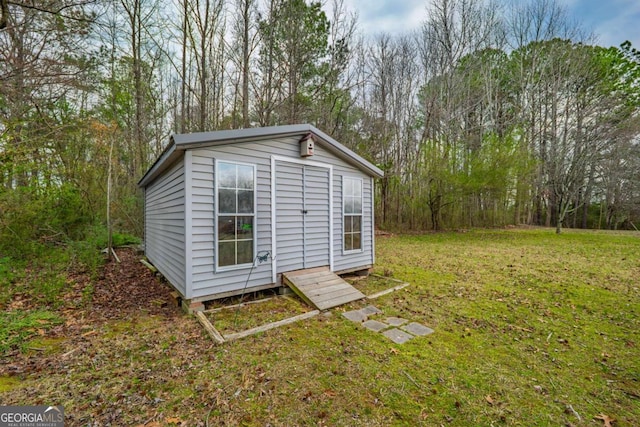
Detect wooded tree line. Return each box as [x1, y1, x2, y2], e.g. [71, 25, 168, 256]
[1, 0, 639, 255]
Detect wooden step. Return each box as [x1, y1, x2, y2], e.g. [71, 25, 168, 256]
[282, 267, 365, 310]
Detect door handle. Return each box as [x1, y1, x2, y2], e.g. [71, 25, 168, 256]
[302, 210, 308, 214]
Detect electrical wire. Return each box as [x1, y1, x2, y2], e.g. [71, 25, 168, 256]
[232, 250, 272, 327]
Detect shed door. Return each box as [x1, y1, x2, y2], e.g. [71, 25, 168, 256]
[275, 160, 331, 273]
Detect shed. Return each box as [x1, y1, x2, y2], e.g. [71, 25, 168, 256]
[138, 124, 383, 311]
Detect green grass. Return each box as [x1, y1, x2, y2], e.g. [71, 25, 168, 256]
[24, 336, 67, 356]
[0, 310, 63, 354]
[369, 228, 640, 425]
[0, 256, 24, 308]
[206, 296, 312, 334]
[346, 274, 407, 296]
[1, 228, 639, 426]
[0, 227, 139, 310]
[0, 376, 21, 393]
[0, 251, 74, 309]
[0, 234, 110, 310]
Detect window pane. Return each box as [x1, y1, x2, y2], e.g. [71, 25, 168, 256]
[218, 241, 236, 266]
[344, 177, 354, 196]
[216, 162, 256, 268]
[237, 216, 253, 239]
[237, 165, 254, 189]
[352, 232, 362, 250]
[344, 233, 352, 251]
[237, 240, 253, 264]
[218, 216, 236, 241]
[352, 215, 361, 232]
[354, 198, 362, 214]
[218, 162, 236, 188]
[237, 190, 254, 213]
[344, 197, 354, 214]
[219, 189, 236, 213]
[353, 180, 362, 197]
[344, 215, 352, 233]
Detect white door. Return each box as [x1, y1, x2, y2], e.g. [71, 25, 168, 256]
[275, 160, 331, 273]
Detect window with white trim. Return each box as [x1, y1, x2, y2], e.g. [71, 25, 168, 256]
[216, 161, 255, 268]
[343, 177, 363, 252]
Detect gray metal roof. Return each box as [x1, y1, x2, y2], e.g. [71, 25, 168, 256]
[138, 124, 384, 187]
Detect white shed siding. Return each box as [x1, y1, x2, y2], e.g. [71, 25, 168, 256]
[144, 158, 186, 295]
[275, 161, 305, 273]
[302, 165, 331, 268]
[216, 138, 370, 293]
[189, 143, 275, 298]
[144, 133, 375, 300]
[274, 161, 331, 273]
[332, 170, 374, 272]
[303, 143, 374, 272]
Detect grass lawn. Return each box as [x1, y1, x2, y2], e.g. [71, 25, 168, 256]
[1, 227, 639, 426]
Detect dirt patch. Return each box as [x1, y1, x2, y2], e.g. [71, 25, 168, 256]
[88, 249, 178, 319]
[0, 248, 180, 376]
[206, 295, 311, 334]
[0, 248, 216, 426]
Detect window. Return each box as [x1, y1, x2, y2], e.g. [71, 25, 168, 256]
[343, 177, 362, 252]
[216, 161, 255, 268]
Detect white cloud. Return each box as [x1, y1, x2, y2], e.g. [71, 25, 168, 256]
[560, 0, 640, 47]
[339, 0, 640, 48]
[594, 1, 640, 47]
[342, 0, 425, 37]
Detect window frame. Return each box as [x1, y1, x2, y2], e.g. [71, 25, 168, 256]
[342, 176, 364, 254]
[214, 159, 257, 271]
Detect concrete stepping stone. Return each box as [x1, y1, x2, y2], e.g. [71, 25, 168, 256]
[385, 317, 408, 327]
[342, 310, 368, 323]
[402, 322, 434, 336]
[360, 305, 382, 316]
[382, 328, 414, 344]
[362, 319, 388, 332]
[343, 305, 433, 345]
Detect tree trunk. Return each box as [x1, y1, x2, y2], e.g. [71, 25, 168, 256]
[181, 0, 188, 132]
[0, 0, 8, 29]
[241, 0, 250, 127]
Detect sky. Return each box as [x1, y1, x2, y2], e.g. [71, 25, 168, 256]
[342, 0, 640, 49]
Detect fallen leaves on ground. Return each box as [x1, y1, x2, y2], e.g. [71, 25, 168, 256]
[0, 248, 213, 426]
[594, 413, 616, 427]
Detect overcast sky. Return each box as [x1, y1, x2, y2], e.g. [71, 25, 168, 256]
[342, 0, 640, 49]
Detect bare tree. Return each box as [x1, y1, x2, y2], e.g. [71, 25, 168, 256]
[310, 0, 358, 135]
[1, 0, 8, 29]
[231, 0, 258, 128]
[416, 0, 503, 229]
[0, 0, 94, 188]
[253, 0, 282, 126]
[179, 0, 225, 131]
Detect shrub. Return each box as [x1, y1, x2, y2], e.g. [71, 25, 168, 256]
[0, 184, 93, 256]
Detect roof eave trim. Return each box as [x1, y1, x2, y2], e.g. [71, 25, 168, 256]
[137, 137, 179, 187]
[309, 127, 384, 178]
[174, 129, 311, 151]
[171, 124, 383, 178]
[138, 124, 384, 186]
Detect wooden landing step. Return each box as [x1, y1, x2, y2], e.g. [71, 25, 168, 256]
[282, 267, 365, 310]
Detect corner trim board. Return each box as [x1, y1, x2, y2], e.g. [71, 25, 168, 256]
[184, 150, 194, 299]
